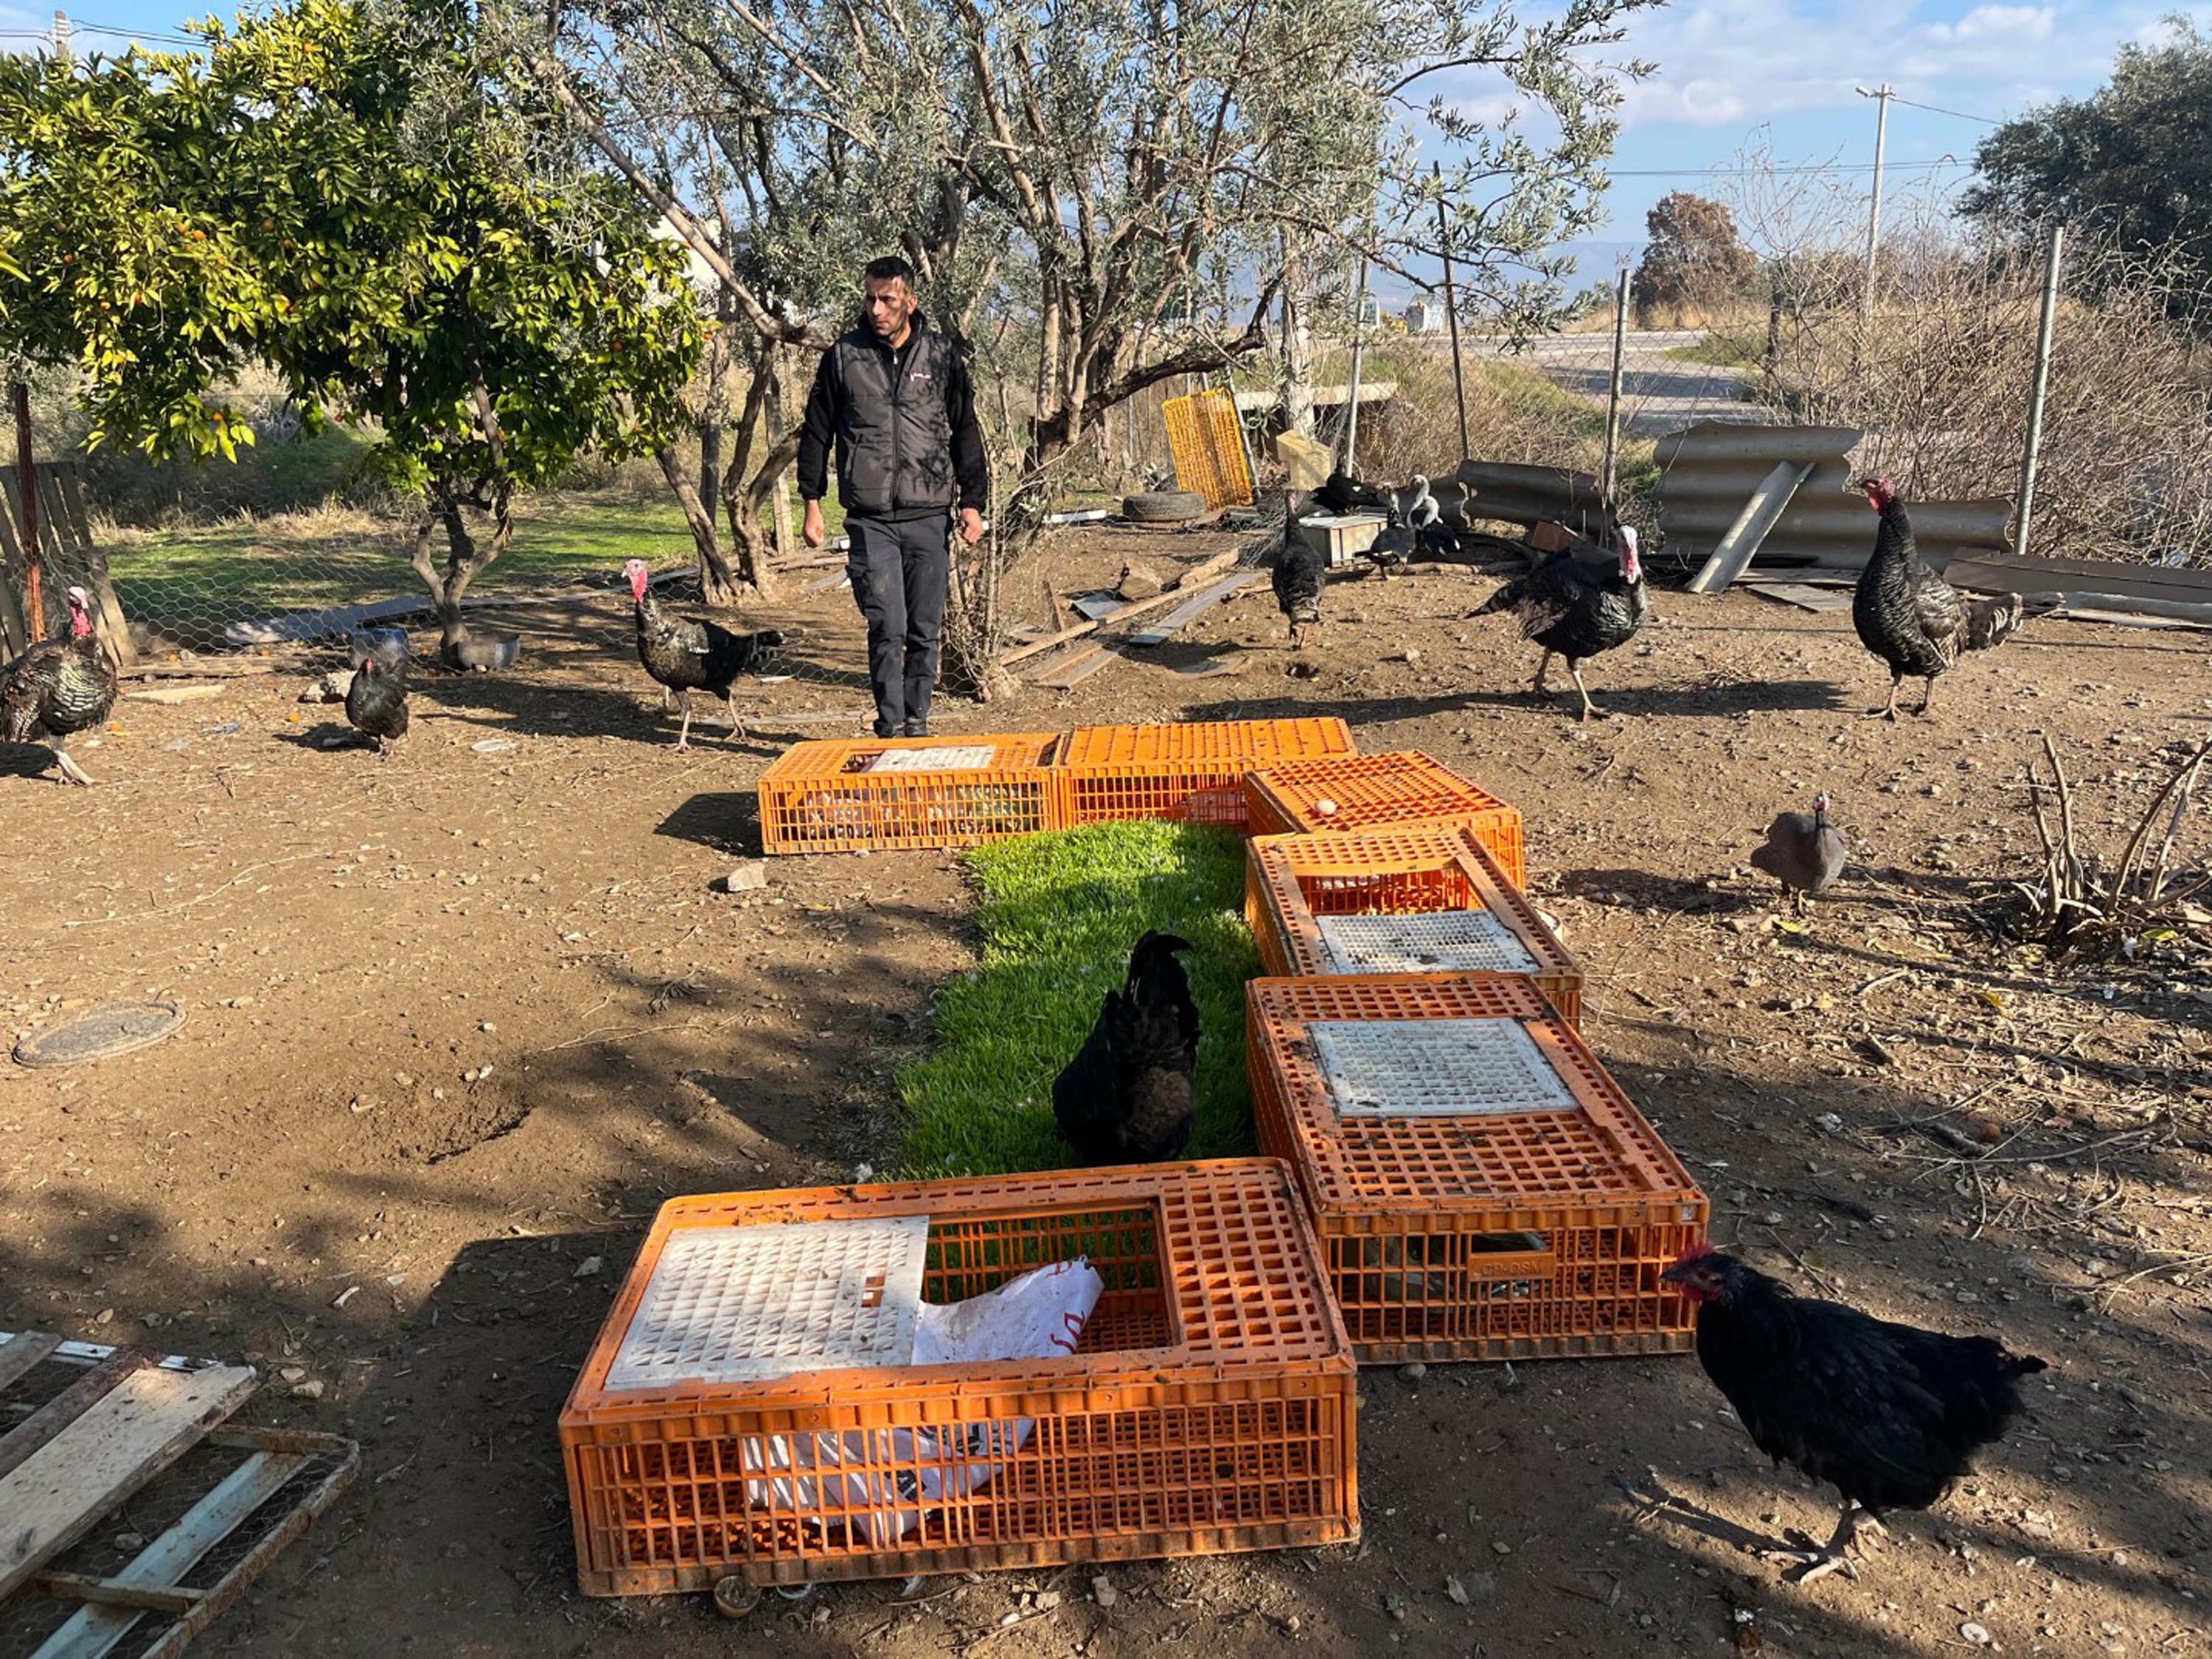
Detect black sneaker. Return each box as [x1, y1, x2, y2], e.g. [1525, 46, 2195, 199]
[903, 718, 930, 739]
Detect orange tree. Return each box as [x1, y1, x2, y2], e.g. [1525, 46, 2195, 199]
[0, 0, 702, 649]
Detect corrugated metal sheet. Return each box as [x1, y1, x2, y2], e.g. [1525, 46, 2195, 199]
[1656, 422, 2012, 574]
[1446, 461, 1621, 543]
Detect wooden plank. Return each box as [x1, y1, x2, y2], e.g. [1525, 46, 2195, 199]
[32, 1450, 302, 1659]
[0, 1362, 258, 1602]
[28, 1572, 204, 1615]
[1033, 644, 1119, 689]
[1687, 462, 1813, 594]
[0, 565, 24, 658]
[0, 1352, 154, 1484]
[1127, 570, 1263, 647]
[1000, 584, 1189, 667]
[1741, 581, 1854, 613]
[0, 1333, 63, 1398]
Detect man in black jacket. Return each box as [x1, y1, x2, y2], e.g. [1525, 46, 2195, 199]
[799, 256, 988, 739]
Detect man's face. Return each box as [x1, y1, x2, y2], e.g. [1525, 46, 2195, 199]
[863, 275, 916, 341]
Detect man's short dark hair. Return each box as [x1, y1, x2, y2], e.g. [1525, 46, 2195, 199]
[863, 255, 916, 290]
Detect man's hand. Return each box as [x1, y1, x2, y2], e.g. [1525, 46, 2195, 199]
[957, 507, 986, 547]
[802, 499, 827, 549]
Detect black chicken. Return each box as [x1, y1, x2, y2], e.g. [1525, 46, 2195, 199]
[344, 650, 410, 755]
[1052, 931, 1200, 1166]
[1366, 509, 1415, 579]
[1472, 526, 1649, 720]
[1312, 466, 1390, 516]
[1851, 476, 2025, 720]
[623, 558, 786, 749]
[1750, 791, 1847, 912]
[1272, 496, 1326, 650]
[1, 585, 116, 785]
[1663, 1246, 2046, 1583]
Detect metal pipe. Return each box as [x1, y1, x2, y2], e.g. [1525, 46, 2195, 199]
[1601, 268, 1629, 508]
[2015, 220, 2065, 557]
[1433, 161, 1470, 461]
[1343, 255, 1370, 471]
[14, 380, 39, 639]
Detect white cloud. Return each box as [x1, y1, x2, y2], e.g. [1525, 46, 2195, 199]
[1616, 1, 2212, 130]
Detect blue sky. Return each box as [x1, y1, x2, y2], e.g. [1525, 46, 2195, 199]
[10, 0, 2208, 297]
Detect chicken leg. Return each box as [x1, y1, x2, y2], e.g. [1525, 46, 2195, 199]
[1778, 1498, 1879, 1585]
[1570, 662, 1610, 722]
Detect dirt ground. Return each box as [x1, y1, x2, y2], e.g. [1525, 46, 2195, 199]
[4, 524, 2210, 1659]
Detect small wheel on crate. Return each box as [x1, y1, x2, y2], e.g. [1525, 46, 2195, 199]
[712, 1576, 763, 1619]
[1121, 490, 1208, 525]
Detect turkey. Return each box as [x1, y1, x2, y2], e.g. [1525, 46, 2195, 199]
[1312, 466, 1390, 516]
[1, 585, 117, 785]
[1750, 791, 1847, 911]
[1271, 495, 1326, 650]
[1404, 473, 1459, 560]
[623, 558, 786, 749]
[1851, 476, 2025, 720]
[344, 647, 410, 755]
[1052, 931, 1200, 1166]
[1472, 526, 1648, 720]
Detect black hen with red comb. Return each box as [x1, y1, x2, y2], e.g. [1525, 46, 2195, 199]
[1662, 1247, 2045, 1582]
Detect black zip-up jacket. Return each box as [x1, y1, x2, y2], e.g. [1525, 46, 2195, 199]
[797, 310, 989, 522]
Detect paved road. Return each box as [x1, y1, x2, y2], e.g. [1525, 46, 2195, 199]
[1458, 329, 1775, 436]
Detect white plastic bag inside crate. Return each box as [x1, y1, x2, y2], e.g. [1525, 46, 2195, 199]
[742, 1256, 1105, 1545]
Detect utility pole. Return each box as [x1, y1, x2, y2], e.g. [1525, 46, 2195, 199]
[1601, 268, 1630, 509]
[52, 10, 69, 60]
[1343, 256, 1371, 473]
[1854, 83, 1892, 319]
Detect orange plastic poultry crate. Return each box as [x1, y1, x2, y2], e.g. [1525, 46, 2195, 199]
[560, 1161, 1358, 1594]
[1243, 752, 1526, 884]
[1245, 975, 1707, 1365]
[1246, 829, 1584, 1025]
[1057, 719, 1357, 827]
[757, 733, 1065, 854]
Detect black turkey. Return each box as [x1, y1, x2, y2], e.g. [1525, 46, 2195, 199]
[1, 585, 117, 785]
[624, 558, 785, 748]
[1851, 476, 2024, 720]
[1472, 526, 1648, 720]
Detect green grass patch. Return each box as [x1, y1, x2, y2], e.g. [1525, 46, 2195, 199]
[897, 821, 1259, 1178]
[1660, 336, 1760, 369]
[107, 495, 702, 627]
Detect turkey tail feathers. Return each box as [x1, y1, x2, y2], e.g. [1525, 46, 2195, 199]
[1962, 591, 2025, 653]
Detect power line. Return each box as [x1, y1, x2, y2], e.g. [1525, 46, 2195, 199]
[1888, 94, 2004, 126]
[1606, 158, 1965, 178]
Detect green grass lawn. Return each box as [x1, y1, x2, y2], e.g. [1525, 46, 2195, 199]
[897, 821, 1260, 1178]
[105, 495, 723, 627]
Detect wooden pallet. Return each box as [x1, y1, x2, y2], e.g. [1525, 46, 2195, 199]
[0, 1331, 358, 1659]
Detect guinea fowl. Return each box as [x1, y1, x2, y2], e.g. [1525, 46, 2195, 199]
[1, 585, 117, 785]
[1472, 526, 1648, 720]
[1052, 931, 1200, 1166]
[623, 558, 786, 749]
[1852, 476, 2025, 720]
[1750, 791, 1847, 911]
[1663, 1246, 2045, 1583]
[344, 649, 410, 755]
[1272, 495, 1326, 649]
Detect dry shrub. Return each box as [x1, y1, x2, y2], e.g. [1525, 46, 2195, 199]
[1722, 150, 2212, 566]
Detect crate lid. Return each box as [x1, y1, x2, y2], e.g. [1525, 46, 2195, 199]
[1316, 911, 1538, 975]
[867, 745, 1000, 773]
[1310, 1017, 1577, 1117]
[604, 1216, 930, 1389]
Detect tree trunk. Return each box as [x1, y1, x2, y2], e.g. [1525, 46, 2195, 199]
[655, 445, 742, 606]
[762, 356, 796, 565]
[1280, 234, 1316, 439]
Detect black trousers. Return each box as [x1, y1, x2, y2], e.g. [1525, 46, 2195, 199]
[846, 513, 951, 734]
